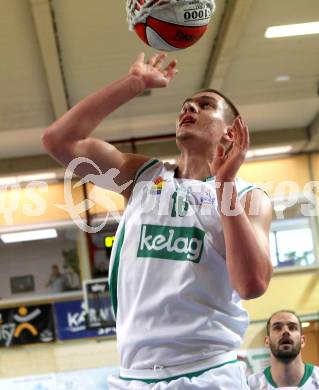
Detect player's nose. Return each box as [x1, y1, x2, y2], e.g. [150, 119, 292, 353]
[182, 101, 198, 114]
[187, 101, 198, 113]
[282, 328, 290, 336]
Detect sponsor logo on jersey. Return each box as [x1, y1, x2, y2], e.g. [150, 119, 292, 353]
[199, 190, 215, 208]
[137, 224, 205, 262]
[151, 176, 165, 195]
[176, 186, 191, 196]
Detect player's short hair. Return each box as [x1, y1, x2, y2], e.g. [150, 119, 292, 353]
[266, 310, 303, 336]
[193, 88, 240, 126]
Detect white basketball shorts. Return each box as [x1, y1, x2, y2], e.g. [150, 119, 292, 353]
[107, 361, 249, 390]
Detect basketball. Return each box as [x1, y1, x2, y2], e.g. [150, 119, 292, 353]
[126, 0, 216, 51]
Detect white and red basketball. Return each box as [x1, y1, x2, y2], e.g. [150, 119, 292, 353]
[126, 0, 216, 51]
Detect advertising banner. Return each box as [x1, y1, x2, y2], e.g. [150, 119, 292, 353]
[54, 299, 115, 340]
[0, 304, 55, 347]
[83, 278, 116, 328]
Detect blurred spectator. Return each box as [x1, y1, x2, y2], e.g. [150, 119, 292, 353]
[45, 265, 63, 292]
[93, 260, 108, 278]
[62, 265, 81, 291]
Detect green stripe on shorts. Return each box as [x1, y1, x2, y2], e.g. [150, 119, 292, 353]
[120, 359, 239, 384]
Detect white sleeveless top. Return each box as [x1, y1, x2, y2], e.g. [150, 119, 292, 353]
[109, 159, 258, 380]
[248, 364, 319, 389]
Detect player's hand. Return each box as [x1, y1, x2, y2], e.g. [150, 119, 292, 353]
[210, 116, 249, 183]
[129, 52, 178, 88]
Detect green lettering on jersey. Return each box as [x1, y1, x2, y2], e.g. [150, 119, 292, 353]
[137, 224, 205, 263]
[171, 191, 189, 217]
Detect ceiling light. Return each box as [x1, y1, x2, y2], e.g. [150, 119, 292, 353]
[265, 21, 319, 38]
[302, 321, 310, 328]
[275, 75, 290, 82]
[0, 177, 17, 186]
[1, 229, 58, 243]
[17, 172, 57, 182]
[246, 146, 293, 159]
[0, 172, 57, 186]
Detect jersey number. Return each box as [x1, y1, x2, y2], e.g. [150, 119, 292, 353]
[171, 192, 189, 217]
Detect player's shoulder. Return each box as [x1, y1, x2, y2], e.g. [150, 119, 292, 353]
[304, 363, 319, 389]
[134, 158, 175, 183]
[133, 158, 162, 181]
[311, 363, 319, 378]
[236, 177, 271, 208]
[235, 177, 265, 200]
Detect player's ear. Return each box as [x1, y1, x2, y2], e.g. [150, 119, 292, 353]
[264, 335, 270, 347]
[219, 126, 234, 156]
[301, 334, 306, 349]
[221, 126, 234, 143]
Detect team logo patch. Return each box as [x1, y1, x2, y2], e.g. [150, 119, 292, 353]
[151, 176, 166, 195]
[199, 190, 215, 208]
[137, 224, 205, 263]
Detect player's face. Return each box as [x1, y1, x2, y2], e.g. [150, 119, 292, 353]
[265, 312, 305, 363]
[176, 91, 229, 147]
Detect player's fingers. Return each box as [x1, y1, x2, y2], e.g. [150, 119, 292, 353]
[243, 125, 249, 149]
[237, 116, 249, 148]
[216, 143, 226, 158]
[212, 144, 226, 171]
[164, 59, 177, 71]
[136, 52, 145, 63]
[238, 115, 245, 128]
[232, 117, 241, 144]
[163, 60, 178, 77]
[237, 123, 244, 148]
[232, 116, 240, 130]
[148, 53, 160, 66]
[236, 116, 248, 148]
[163, 67, 178, 81]
[154, 53, 167, 68]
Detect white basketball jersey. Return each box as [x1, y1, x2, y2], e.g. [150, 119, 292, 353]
[109, 159, 258, 380]
[248, 365, 319, 389]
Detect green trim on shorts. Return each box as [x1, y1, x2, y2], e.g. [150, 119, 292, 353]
[120, 359, 239, 384]
[109, 224, 125, 318]
[134, 159, 159, 183]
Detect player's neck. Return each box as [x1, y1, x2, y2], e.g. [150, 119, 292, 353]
[270, 356, 304, 387]
[176, 152, 212, 180]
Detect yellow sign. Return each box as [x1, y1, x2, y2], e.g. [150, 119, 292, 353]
[104, 236, 115, 248]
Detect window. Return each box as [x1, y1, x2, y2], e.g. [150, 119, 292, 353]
[90, 221, 119, 280]
[0, 224, 81, 300]
[271, 196, 318, 270]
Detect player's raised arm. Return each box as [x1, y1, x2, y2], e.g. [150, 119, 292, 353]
[212, 116, 273, 299]
[41, 53, 177, 198]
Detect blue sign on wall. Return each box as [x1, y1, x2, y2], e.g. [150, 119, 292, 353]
[54, 299, 115, 341]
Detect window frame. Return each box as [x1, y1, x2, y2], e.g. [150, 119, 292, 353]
[271, 194, 319, 273]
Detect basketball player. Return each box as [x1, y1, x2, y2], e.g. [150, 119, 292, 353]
[42, 52, 273, 389]
[248, 310, 319, 389]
